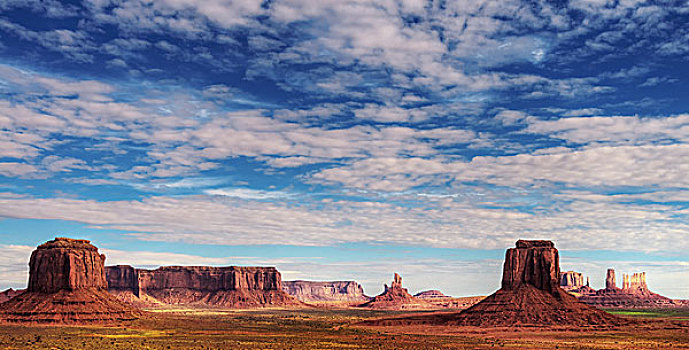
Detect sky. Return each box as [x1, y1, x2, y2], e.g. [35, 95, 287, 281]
[0, 0, 688, 299]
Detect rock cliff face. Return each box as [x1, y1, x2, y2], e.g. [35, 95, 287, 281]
[560, 271, 585, 290]
[606, 268, 617, 289]
[106, 265, 300, 308]
[623, 272, 648, 291]
[365, 240, 623, 327]
[0, 238, 137, 323]
[360, 273, 430, 310]
[501, 240, 561, 294]
[576, 269, 678, 308]
[28, 238, 108, 293]
[282, 280, 370, 303]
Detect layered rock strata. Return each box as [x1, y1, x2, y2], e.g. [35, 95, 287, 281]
[365, 240, 623, 327]
[282, 280, 370, 303]
[106, 265, 300, 308]
[0, 238, 138, 323]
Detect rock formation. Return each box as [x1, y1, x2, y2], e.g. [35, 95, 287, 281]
[560, 271, 585, 291]
[559, 271, 595, 297]
[0, 288, 23, 304]
[414, 290, 449, 299]
[364, 240, 623, 327]
[623, 272, 648, 291]
[414, 290, 485, 309]
[282, 280, 370, 303]
[577, 269, 679, 308]
[106, 265, 301, 308]
[0, 238, 138, 323]
[606, 268, 617, 289]
[360, 273, 430, 310]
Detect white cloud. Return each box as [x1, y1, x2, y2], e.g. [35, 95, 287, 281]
[526, 114, 689, 145]
[205, 188, 292, 200]
[0, 191, 687, 254]
[0, 244, 32, 289]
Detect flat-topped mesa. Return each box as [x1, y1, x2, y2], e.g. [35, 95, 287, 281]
[282, 280, 370, 303]
[106, 265, 300, 307]
[501, 239, 560, 294]
[606, 268, 617, 289]
[515, 240, 554, 248]
[28, 238, 108, 294]
[414, 290, 449, 299]
[560, 271, 585, 290]
[0, 237, 138, 323]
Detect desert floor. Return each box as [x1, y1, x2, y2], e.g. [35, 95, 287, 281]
[0, 308, 688, 349]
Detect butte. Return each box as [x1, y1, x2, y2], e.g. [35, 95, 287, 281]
[364, 240, 624, 327]
[0, 237, 138, 323]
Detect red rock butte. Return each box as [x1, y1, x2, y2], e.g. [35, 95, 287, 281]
[364, 240, 624, 327]
[576, 268, 680, 308]
[360, 273, 431, 310]
[0, 238, 138, 323]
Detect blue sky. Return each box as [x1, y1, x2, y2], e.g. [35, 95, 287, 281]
[0, 0, 688, 298]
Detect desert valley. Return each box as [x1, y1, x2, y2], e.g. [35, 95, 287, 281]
[2, 0, 689, 348]
[0, 237, 687, 349]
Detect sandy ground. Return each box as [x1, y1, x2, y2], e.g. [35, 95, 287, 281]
[0, 308, 687, 349]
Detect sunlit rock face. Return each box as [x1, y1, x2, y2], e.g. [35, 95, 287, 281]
[282, 280, 370, 303]
[106, 265, 300, 307]
[1, 238, 137, 323]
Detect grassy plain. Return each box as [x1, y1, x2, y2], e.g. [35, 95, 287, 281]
[0, 308, 687, 349]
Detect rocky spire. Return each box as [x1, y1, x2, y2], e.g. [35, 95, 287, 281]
[605, 268, 617, 289]
[623, 272, 648, 291]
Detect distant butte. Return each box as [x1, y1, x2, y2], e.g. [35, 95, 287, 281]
[574, 268, 682, 308]
[363, 240, 625, 327]
[0, 238, 138, 323]
[283, 280, 371, 304]
[360, 273, 431, 310]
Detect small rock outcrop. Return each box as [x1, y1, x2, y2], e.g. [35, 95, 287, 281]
[106, 265, 301, 308]
[282, 280, 370, 303]
[414, 290, 485, 309]
[360, 273, 430, 310]
[0, 238, 138, 323]
[0, 289, 23, 304]
[414, 290, 449, 299]
[577, 269, 679, 308]
[365, 240, 623, 327]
